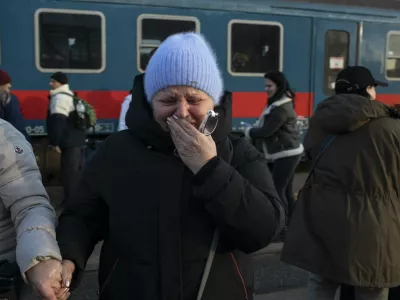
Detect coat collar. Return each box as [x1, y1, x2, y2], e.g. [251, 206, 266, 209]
[50, 84, 73, 96]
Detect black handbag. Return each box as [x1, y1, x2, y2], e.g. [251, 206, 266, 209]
[0, 260, 19, 300]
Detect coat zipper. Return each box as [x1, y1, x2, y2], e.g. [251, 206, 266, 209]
[99, 258, 120, 296]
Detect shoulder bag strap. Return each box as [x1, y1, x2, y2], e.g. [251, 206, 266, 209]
[304, 134, 336, 185]
[196, 136, 263, 299]
[57, 91, 75, 98]
[196, 229, 219, 300]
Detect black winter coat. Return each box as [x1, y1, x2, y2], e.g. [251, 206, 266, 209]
[248, 97, 302, 161]
[56, 86, 284, 300]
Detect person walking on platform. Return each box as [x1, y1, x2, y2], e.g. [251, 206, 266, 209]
[244, 71, 303, 238]
[281, 66, 400, 300]
[47, 72, 86, 208]
[31, 32, 284, 300]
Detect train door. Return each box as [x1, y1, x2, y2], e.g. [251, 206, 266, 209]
[312, 19, 358, 111]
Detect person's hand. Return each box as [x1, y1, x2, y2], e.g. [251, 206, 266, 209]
[48, 145, 62, 154]
[167, 115, 217, 174]
[26, 259, 69, 300]
[60, 260, 76, 290]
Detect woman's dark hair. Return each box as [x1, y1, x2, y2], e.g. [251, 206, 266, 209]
[336, 86, 372, 100]
[354, 88, 371, 99]
[264, 71, 295, 107]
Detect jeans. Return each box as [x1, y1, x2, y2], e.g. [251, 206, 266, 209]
[308, 273, 389, 300]
[269, 154, 302, 223]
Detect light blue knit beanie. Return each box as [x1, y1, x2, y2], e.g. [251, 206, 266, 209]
[144, 32, 223, 105]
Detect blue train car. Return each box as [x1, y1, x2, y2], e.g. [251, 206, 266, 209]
[1, 0, 400, 180]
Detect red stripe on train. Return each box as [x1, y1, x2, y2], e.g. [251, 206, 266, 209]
[231, 92, 313, 117]
[378, 94, 400, 106]
[16, 90, 400, 120]
[13, 90, 128, 120]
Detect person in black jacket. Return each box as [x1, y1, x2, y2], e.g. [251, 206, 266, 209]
[244, 71, 303, 236]
[36, 33, 285, 300]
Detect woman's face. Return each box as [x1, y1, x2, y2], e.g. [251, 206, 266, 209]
[49, 79, 62, 90]
[152, 86, 215, 131]
[264, 78, 278, 98]
[367, 85, 376, 100]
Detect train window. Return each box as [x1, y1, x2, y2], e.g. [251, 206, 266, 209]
[386, 32, 400, 79]
[228, 20, 283, 76]
[324, 30, 350, 94]
[34, 9, 105, 73]
[137, 14, 200, 72]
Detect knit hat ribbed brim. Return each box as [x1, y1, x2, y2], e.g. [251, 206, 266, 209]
[50, 72, 68, 85]
[144, 32, 223, 105]
[0, 70, 11, 85]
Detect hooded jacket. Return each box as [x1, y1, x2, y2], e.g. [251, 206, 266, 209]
[56, 84, 284, 300]
[281, 94, 400, 287]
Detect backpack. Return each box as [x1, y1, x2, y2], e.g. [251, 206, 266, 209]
[59, 92, 97, 130]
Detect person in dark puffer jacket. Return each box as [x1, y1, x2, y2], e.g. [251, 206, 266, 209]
[29, 33, 285, 299]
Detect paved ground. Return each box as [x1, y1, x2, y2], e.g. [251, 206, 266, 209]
[29, 172, 309, 299]
[255, 288, 307, 300]
[23, 276, 309, 300]
[23, 275, 310, 300]
[253, 244, 308, 294]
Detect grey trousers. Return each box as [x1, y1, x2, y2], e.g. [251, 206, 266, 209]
[308, 273, 389, 300]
